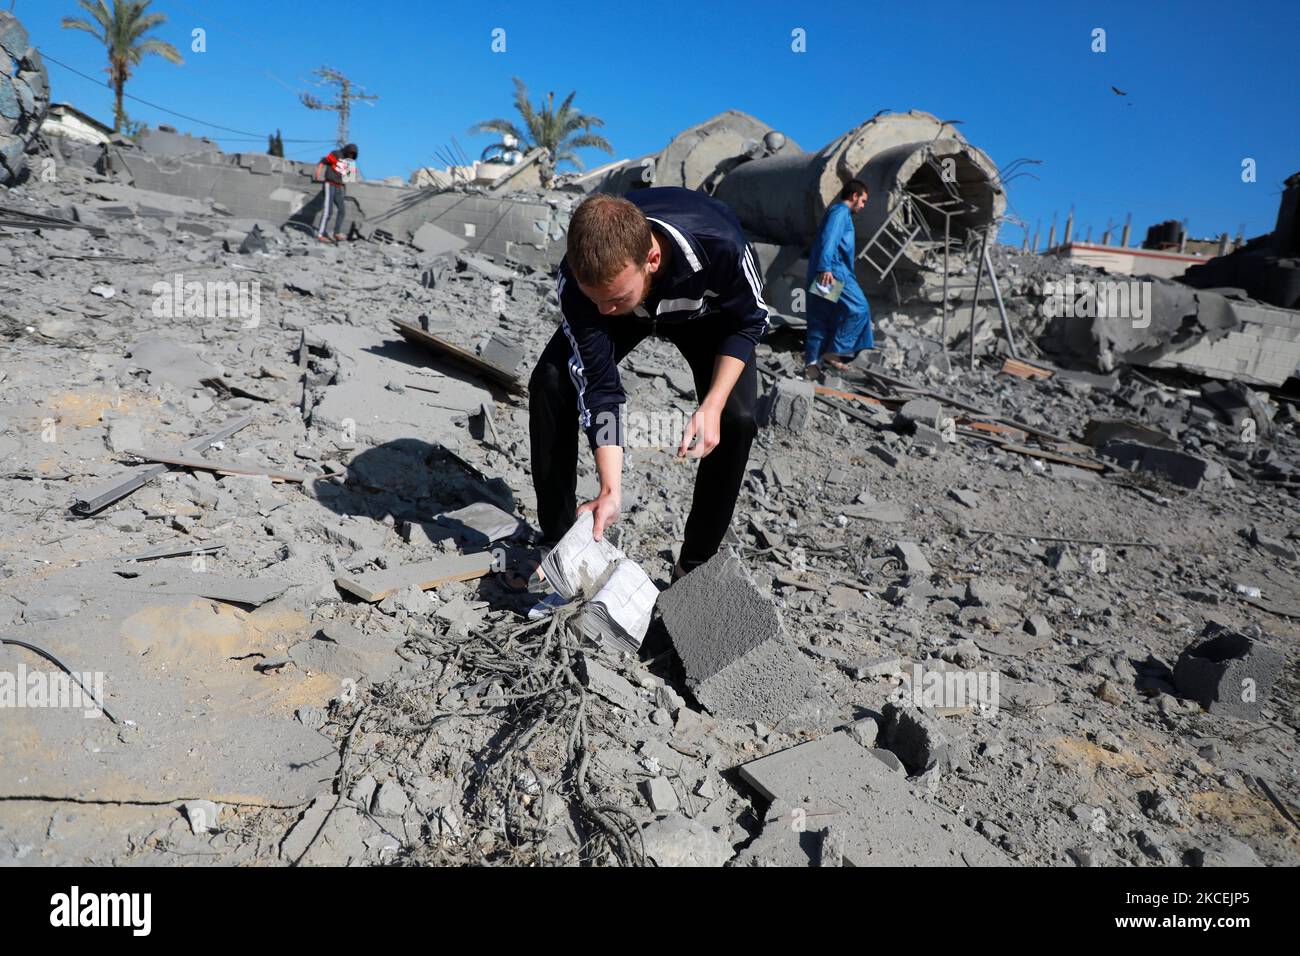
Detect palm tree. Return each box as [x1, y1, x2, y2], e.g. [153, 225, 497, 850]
[61, 0, 183, 133]
[471, 77, 612, 184]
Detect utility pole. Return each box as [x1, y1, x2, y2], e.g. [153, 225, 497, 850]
[299, 67, 378, 145]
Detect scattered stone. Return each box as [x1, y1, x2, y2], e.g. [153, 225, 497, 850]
[1023, 614, 1053, 638]
[889, 541, 933, 576]
[845, 716, 880, 748]
[896, 397, 942, 430]
[21, 593, 82, 622]
[182, 800, 220, 834]
[948, 488, 979, 508]
[639, 814, 730, 866]
[880, 701, 951, 775]
[639, 777, 679, 813]
[765, 377, 815, 431]
[371, 781, 410, 818]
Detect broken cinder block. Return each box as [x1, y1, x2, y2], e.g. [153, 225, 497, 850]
[656, 548, 823, 726]
[1172, 623, 1282, 719]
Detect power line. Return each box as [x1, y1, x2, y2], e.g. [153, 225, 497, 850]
[40, 50, 334, 142]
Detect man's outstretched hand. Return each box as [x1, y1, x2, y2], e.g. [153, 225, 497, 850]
[576, 489, 621, 540]
[678, 403, 722, 460]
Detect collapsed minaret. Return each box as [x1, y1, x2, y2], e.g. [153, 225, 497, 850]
[713, 109, 1005, 278]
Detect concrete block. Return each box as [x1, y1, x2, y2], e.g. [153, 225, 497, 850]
[764, 377, 814, 431]
[1173, 624, 1283, 719]
[579, 655, 642, 712]
[964, 578, 1025, 608]
[639, 814, 731, 866]
[890, 541, 933, 576]
[411, 221, 466, 256]
[479, 333, 524, 372]
[315, 516, 388, 552]
[640, 777, 679, 813]
[1100, 440, 1231, 490]
[896, 397, 942, 430]
[459, 254, 514, 282]
[656, 548, 822, 725]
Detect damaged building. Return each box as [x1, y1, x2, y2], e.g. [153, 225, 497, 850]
[1, 3, 1298, 871]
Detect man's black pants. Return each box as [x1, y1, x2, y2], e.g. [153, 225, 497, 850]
[529, 317, 758, 572]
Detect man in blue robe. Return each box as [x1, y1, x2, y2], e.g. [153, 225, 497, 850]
[804, 179, 874, 379]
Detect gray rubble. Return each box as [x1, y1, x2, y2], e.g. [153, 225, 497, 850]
[0, 92, 1297, 870]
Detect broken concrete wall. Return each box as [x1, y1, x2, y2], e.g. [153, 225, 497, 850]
[105, 142, 571, 268]
[1040, 272, 1300, 387]
[0, 11, 49, 184]
[1146, 297, 1300, 386]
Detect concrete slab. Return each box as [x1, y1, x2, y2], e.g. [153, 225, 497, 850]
[737, 732, 1009, 866]
[335, 552, 494, 602]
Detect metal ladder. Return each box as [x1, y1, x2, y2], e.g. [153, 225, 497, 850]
[858, 147, 973, 280]
[857, 193, 926, 281]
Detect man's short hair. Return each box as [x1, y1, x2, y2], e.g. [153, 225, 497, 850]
[341, 143, 358, 159]
[840, 179, 868, 201]
[567, 194, 653, 285]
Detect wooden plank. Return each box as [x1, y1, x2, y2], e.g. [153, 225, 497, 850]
[814, 385, 886, 407]
[123, 450, 312, 483]
[1000, 357, 1053, 380]
[958, 419, 1029, 442]
[999, 442, 1107, 471]
[335, 552, 495, 603]
[391, 319, 526, 395]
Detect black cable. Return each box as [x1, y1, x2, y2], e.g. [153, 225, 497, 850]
[1, 637, 119, 723]
[40, 51, 334, 143]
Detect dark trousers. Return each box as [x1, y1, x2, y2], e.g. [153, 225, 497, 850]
[529, 318, 758, 571]
[316, 183, 347, 237]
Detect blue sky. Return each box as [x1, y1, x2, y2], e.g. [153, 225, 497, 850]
[21, 0, 1300, 245]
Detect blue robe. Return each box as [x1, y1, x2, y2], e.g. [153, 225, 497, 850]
[805, 202, 873, 366]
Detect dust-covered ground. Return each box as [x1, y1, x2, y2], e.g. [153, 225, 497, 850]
[1, 156, 1297, 868]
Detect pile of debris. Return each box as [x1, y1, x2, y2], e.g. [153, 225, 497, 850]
[0, 98, 1297, 868]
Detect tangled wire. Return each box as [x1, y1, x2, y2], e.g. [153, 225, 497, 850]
[367, 599, 648, 866]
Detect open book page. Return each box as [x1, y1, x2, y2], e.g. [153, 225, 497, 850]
[539, 510, 624, 600]
[583, 560, 658, 651]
